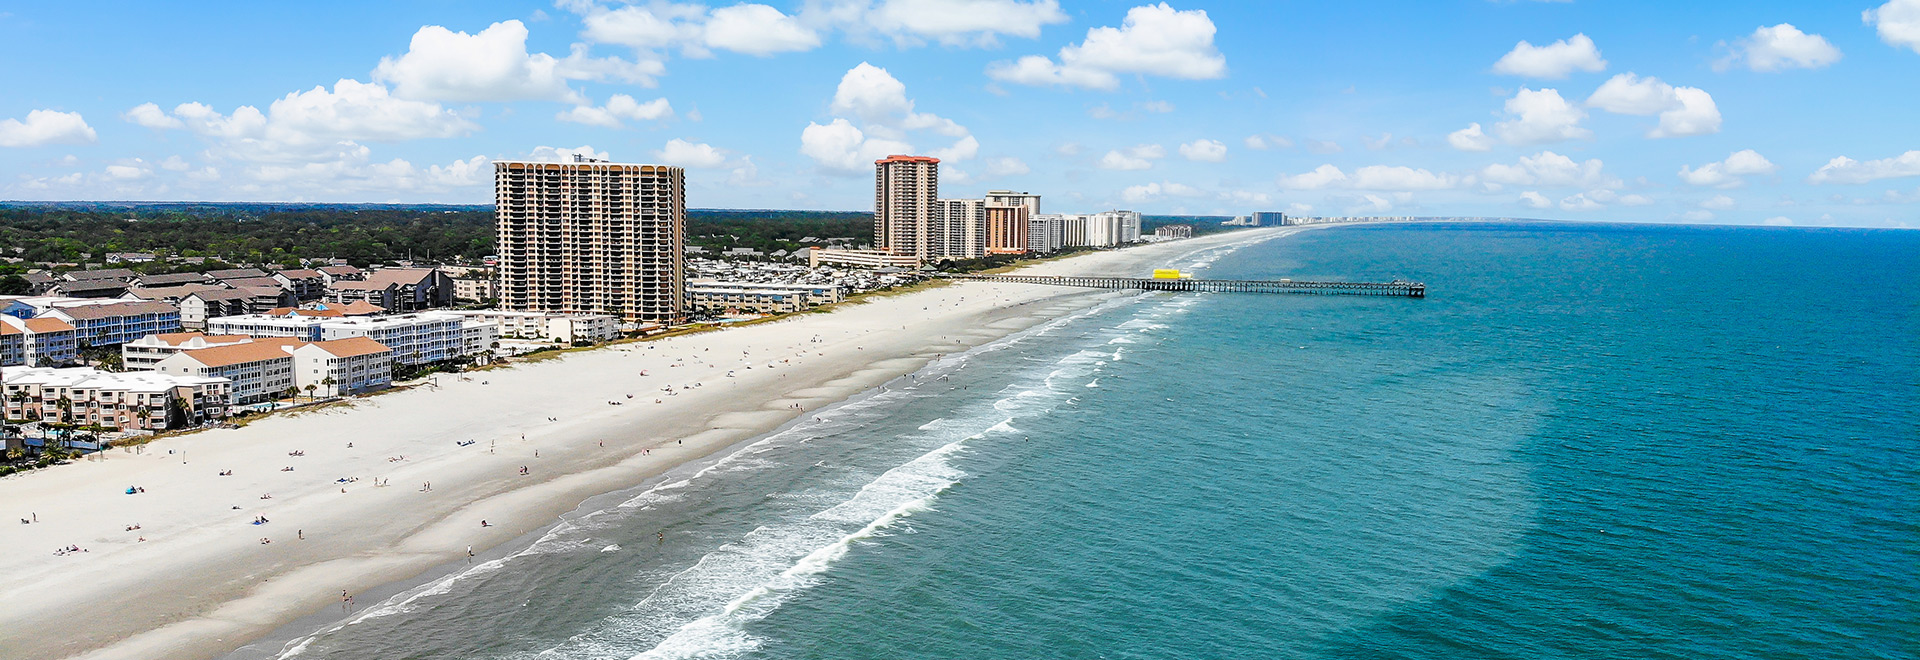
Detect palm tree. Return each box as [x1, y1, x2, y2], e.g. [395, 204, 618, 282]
[304, 384, 317, 400]
[321, 376, 336, 396]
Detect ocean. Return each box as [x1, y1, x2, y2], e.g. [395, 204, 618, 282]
[248, 222, 1919, 660]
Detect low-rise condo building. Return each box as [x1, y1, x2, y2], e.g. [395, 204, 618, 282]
[4, 366, 231, 430]
[120, 332, 255, 371]
[687, 281, 845, 314]
[0, 316, 79, 367]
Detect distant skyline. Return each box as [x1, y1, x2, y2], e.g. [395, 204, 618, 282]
[2, 1, 1916, 228]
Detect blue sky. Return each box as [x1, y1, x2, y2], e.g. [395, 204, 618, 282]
[2, 1, 1916, 227]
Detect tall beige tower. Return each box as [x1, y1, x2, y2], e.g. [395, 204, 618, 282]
[494, 155, 686, 326]
[874, 155, 940, 257]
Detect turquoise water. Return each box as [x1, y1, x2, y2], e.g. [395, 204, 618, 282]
[254, 222, 1918, 660]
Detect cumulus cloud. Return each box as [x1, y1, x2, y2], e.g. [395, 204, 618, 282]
[1243, 134, 1291, 150]
[124, 103, 184, 130]
[373, 20, 650, 103]
[1677, 149, 1777, 188]
[557, 94, 674, 127]
[1717, 24, 1842, 71]
[1519, 191, 1552, 208]
[800, 62, 975, 173]
[1585, 73, 1721, 138]
[1807, 150, 1920, 184]
[1700, 194, 1737, 210]
[1481, 150, 1618, 188]
[1178, 139, 1227, 162]
[1120, 180, 1203, 203]
[1447, 123, 1493, 152]
[987, 3, 1226, 90]
[526, 145, 611, 162]
[705, 4, 820, 55]
[1864, 0, 1920, 54]
[1559, 192, 1605, 211]
[1098, 144, 1166, 170]
[984, 156, 1031, 176]
[1276, 164, 1461, 191]
[1492, 34, 1607, 79]
[857, 0, 1070, 46]
[1489, 88, 1590, 145]
[652, 138, 729, 168]
[0, 110, 97, 148]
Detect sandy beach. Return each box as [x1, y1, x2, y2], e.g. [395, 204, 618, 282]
[0, 227, 1297, 660]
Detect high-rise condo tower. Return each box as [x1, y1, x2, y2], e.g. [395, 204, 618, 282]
[494, 155, 686, 326]
[874, 155, 939, 258]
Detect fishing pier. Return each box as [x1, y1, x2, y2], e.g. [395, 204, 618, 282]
[942, 274, 1426, 298]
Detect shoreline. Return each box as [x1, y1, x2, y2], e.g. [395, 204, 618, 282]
[0, 226, 1307, 660]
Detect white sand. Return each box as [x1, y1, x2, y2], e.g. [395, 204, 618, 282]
[0, 227, 1296, 660]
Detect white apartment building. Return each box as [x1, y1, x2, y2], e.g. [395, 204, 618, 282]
[316, 314, 464, 365]
[433, 310, 620, 344]
[875, 155, 939, 258]
[121, 332, 254, 371]
[933, 198, 986, 259]
[153, 338, 304, 405]
[153, 337, 393, 403]
[806, 248, 926, 270]
[3, 366, 230, 431]
[686, 281, 846, 314]
[290, 338, 392, 396]
[0, 315, 79, 367]
[1029, 214, 1071, 253]
[494, 156, 688, 325]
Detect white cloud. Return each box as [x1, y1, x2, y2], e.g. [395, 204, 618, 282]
[557, 94, 673, 127]
[141, 80, 472, 163]
[1178, 139, 1227, 162]
[374, 20, 588, 102]
[159, 155, 192, 171]
[1717, 24, 1842, 71]
[578, 4, 703, 50]
[1492, 88, 1590, 145]
[1218, 189, 1271, 204]
[1141, 100, 1174, 113]
[654, 138, 728, 168]
[105, 160, 152, 180]
[1287, 202, 1313, 214]
[1559, 192, 1604, 211]
[1276, 164, 1349, 190]
[0, 110, 97, 148]
[1619, 193, 1654, 206]
[1481, 150, 1618, 188]
[856, 0, 1071, 47]
[1681, 209, 1715, 221]
[1305, 139, 1342, 154]
[1348, 194, 1394, 214]
[987, 3, 1226, 90]
[800, 118, 909, 172]
[1700, 194, 1737, 210]
[1585, 73, 1721, 138]
[1677, 149, 1777, 188]
[124, 102, 184, 130]
[1762, 216, 1794, 226]
[1864, 0, 1920, 54]
[1098, 144, 1165, 170]
[1807, 150, 1920, 184]
[1447, 122, 1493, 151]
[1519, 191, 1552, 208]
[1243, 134, 1291, 150]
[1492, 34, 1607, 79]
[1276, 164, 1461, 191]
[705, 4, 820, 55]
[1121, 180, 1203, 203]
[526, 145, 611, 162]
[984, 156, 1030, 176]
[801, 63, 974, 173]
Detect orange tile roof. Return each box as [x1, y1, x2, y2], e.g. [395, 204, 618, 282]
[176, 338, 303, 368]
[266, 307, 344, 318]
[307, 337, 390, 358]
[22, 318, 75, 333]
[337, 300, 385, 315]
